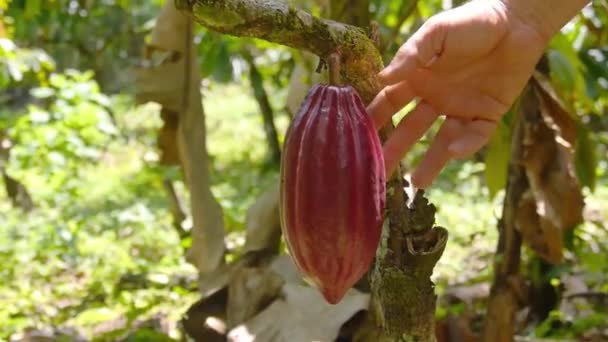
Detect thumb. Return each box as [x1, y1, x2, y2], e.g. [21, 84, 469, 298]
[379, 17, 447, 85]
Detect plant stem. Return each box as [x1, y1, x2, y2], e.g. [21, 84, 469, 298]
[328, 53, 341, 86]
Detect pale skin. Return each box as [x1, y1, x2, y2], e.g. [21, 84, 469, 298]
[368, 0, 590, 188]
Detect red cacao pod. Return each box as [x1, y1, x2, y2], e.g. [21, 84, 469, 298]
[279, 84, 386, 304]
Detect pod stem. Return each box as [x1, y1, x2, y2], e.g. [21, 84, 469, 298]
[328, 53, 341, 86]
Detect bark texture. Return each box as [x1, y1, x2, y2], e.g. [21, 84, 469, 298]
[371, 192, 448, 341]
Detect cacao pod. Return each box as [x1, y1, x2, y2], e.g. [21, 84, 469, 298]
[279, 84, 386, 304]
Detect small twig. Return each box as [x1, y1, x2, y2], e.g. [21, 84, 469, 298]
[315, 58, 327, 74]
[328, 53, 341, 85]
[242, 48, 282, 165]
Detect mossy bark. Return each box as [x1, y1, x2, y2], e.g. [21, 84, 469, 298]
[176, 0, 447, 340]
[174, 0, 383, 103]
[371, 191, 448, 341]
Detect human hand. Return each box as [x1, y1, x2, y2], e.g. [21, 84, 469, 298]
[367, 0, 553, 188]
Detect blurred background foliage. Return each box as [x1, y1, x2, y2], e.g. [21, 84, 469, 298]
[0, 0, 607, 340]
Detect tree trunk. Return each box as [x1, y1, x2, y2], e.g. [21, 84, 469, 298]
[482, 88, 529, 340]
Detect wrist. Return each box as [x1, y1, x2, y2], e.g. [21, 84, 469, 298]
[497, 0, 589, 40]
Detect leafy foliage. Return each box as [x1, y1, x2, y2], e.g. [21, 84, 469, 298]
[3, 0, 163, 92]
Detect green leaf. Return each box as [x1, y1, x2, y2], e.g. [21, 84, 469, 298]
[211, 43, 233, 83]
[579, 48, 608, 99]
[30, 87, 55, 98]
[484, 100, 517, 199]
[6, 59, 23, 81]
[199, 34, 234, 83]
[547, 33, 587, 102]
[484, 117, 511, 199]
[574, 121, 597, 192]
[547, 49, 577, 93]
[24, 0, 41, 19]
[49, 73, 67, 88]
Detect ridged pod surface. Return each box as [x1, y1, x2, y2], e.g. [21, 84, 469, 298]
[279, 84, 386, 304]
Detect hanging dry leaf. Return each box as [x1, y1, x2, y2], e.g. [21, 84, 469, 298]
[135, 60, 185, 112]
[158, 109, 181, 166]
[148, 0, 189, 53]
[268, 254, 306, 285]
[198, 251, 276, 298]
[227, 267, 285, 329]
[227, 283, 369, 342]
[136, 0, 226, 274]
[524, 74, 584, 231]
[243, 182, 282, 253]
[532, 71, 577, 145]
[516, 191, 563, 264]
[182, 287, 228, 342]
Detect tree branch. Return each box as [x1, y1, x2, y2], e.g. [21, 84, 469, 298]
[242, 49, 282, 165]
[174, 0, 383, 103]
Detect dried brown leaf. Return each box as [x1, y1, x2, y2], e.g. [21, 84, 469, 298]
[516, 191, 563, 264]
[243, 182, 282, 253]
[521, 104, 584, 231]
[532, 71, 577, 146]
[226, 267, 285, 329]
[227, 283, 369, 342]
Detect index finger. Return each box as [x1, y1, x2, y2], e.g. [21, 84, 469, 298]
[367, 80, 415, 129]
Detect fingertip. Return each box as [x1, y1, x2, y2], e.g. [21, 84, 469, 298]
[378, 66, 396, 85]
[411, 170, 431, 189]
[447, 120, 497, 159]
[368, 81, 416, 130]
[382, 145, 402, 179]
